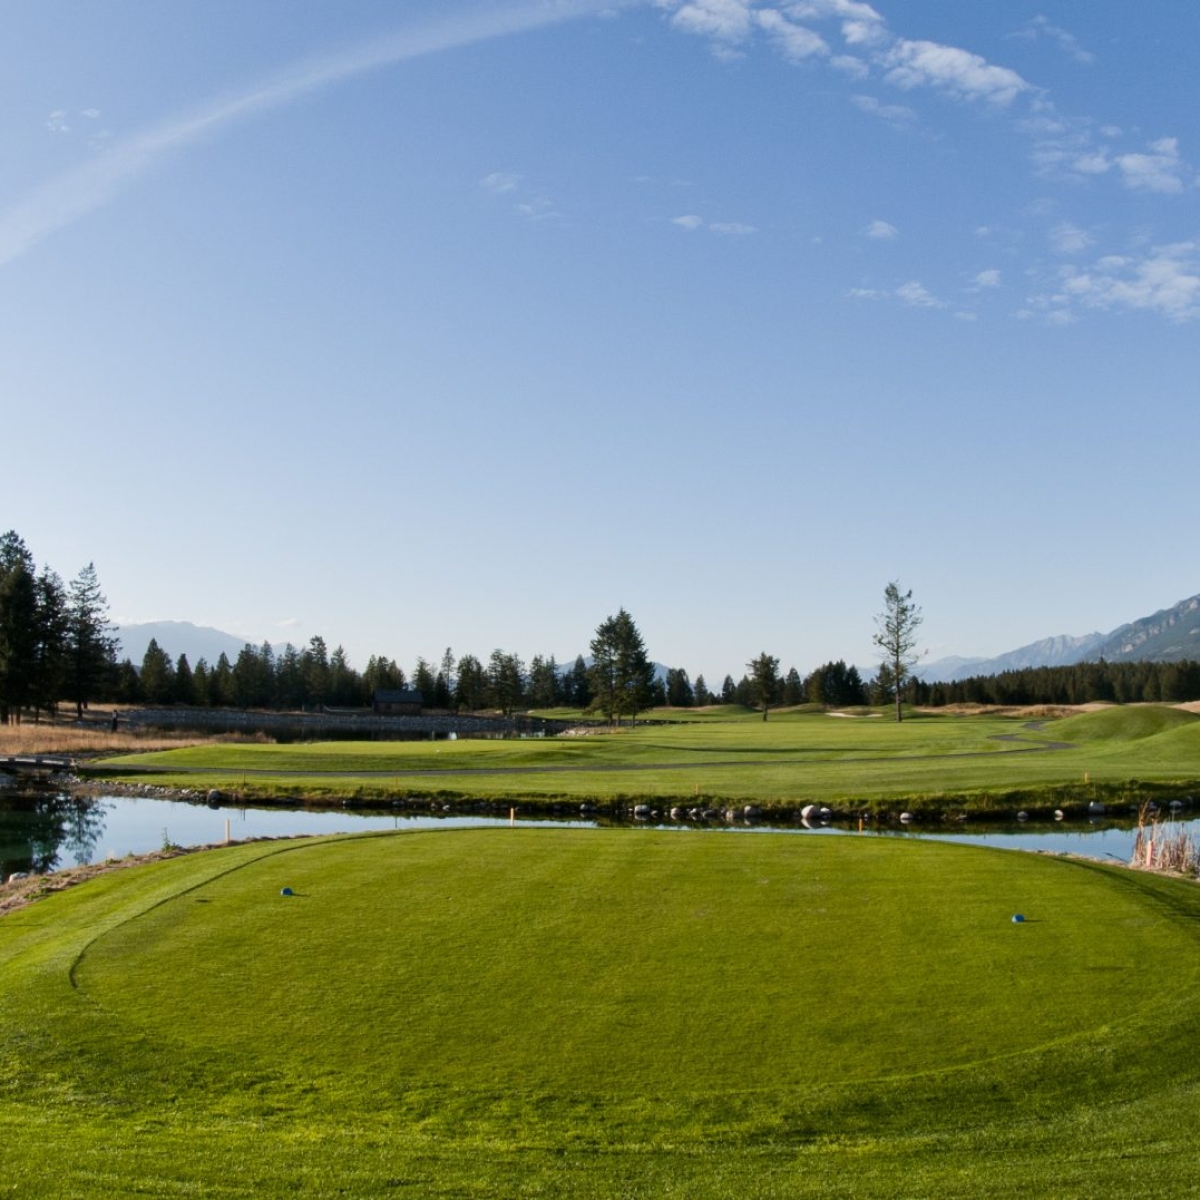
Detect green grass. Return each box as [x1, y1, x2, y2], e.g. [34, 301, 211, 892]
[89, 705, 1200, 813]
[4, 829, 1200, 1195]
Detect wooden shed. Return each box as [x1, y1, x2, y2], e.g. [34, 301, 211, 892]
[372, 688, 424, 716]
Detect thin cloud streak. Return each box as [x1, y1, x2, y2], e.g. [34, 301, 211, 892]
[0, 0, 621, 270]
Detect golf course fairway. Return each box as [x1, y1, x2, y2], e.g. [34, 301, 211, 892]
[4, 828, 1200, 1196]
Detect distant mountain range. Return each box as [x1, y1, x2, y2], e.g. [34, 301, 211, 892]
[921, 592, 1200, 683]
[115, 621, 282, 668]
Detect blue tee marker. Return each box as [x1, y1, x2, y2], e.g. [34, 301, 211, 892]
[1011, 913, 1025, 923]
[281, 887, 294, 897]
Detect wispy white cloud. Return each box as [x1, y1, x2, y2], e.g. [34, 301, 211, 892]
[789, 0, 886, 45]
[656, 0, 1189, 223]
[1023, 104, 1195, 194]
[1049, 221, 1093, 255]
[1028, 242, 1200, 323]
[863, 218, 897, 239]
[660, 0, 753, 48]
[482, 171, 560, 221]
[81, 108, 101, 120]
[515, 194, 562, 221]
[1043, 131, 1193, 193]
[1009, 15, 1093, 65]
[754, 10, 827, 61]
[895, 279, 945, 308]
[829, 54, 869, 78]
[882, 39, 1030, 107]
[850, 93, 916, 125]
[672, 213, 756, 234]
[480, 171, 521, 194]
[659, 0, 1033, 113]
[1070, 149, 1111, 176]
[0, 0, 614, 270]
[848, 279, 946, 309]
[46, 110, 71, 134]
[1117, 137, 1187, 194]
[972, 268, 1001, 288]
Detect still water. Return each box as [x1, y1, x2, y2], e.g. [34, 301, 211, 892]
[0, 791, 1182, 879]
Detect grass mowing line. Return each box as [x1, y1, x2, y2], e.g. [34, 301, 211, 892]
[64, 832, 386, 996]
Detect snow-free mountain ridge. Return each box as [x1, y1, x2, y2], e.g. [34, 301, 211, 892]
[921, 593, 1200, 683]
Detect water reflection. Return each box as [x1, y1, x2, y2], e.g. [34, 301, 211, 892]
[0, 791, 1191, 878]
[0, 793, 107, 877]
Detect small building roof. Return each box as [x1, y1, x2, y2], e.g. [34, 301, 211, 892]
[373, 688, 423, 705]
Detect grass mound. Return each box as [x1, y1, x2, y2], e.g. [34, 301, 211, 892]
[7, 830, 1200, 1195]
[1049, 705, 1200, 744]
[71, 832, 1178, 1090]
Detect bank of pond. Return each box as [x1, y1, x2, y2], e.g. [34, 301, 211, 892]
[1, 787, 1191, 879]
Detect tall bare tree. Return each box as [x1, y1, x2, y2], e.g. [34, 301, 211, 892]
[872, 581, 922, 722]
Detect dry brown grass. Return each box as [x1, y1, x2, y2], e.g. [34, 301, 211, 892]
[919, 703, 1097, 719]
[0, 711, 218, 757]
[0, 842, 226, 917]
[1130, 804, 1200, 876]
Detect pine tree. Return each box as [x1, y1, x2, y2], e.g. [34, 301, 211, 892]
[65, 563, 117, 719]
[140, 638, 175, 704]
[328, 646, 358, 707]
[174, 654, 195, 705]
[210, 653, 235, 706]
[666, 667, 694, 707]
[588, 608, 654, 725]
[568, 655, 592, 707]
[486, 650, 525, 715]
[32, 568, 69, 719]
[303, 636, 331, 707]
[454, 654, 485, 710]
[747, 652, 780, 720]
[412, 657, 437, 704]
[0, 536, 38, 723]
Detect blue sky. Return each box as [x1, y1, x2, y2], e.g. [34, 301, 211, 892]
[2, 0, 1197, 683]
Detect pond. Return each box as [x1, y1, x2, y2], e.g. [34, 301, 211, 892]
[0, 791, 1186, 879]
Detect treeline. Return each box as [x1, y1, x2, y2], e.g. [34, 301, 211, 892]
[685, 660, 870, 711]
[916, 659, 1200, 707]
[9, 527, 1200, 725]
[0, 532, 116, 723]
[128, 639, 598, 716]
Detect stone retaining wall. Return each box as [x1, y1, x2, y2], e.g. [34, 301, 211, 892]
[122, 707, 574, 738]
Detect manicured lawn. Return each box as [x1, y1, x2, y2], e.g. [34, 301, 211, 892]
[4, 829, 1200, 1195]
[89, 705, 1200, 812]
